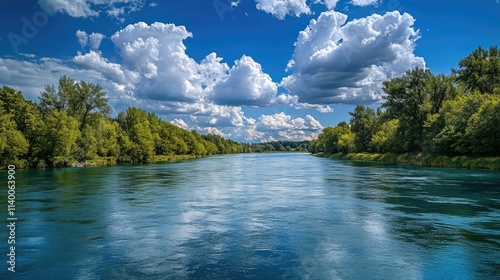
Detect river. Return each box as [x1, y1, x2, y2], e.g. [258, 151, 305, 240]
[1, 153, 499, 279]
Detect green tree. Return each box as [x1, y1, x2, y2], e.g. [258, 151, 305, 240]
[75, 81, 111, 129]
[314, 122, 352, 154]
[0, 86, 43, 163]
[39, 76, 76, 113]
[428, 93, 487, 154]
[369, 119, 399, 153]
[39, 76, 111, 129]
[465, 95, 500, 154]
[0, 109, 29, 167]
[427, 74, 459, 114]
[349, 105, 378, 152]
[119, 107, 155, 161]
[453, 46, 500, 94]
[40, 110, 81, 165]
[382, 68, 433, 151]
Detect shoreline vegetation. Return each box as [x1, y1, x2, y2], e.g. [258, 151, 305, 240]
[314, 152, 500, 171]
[0, 75, 308, 170]
[309, 46, 500, 172]
[1, 46, 499, 171]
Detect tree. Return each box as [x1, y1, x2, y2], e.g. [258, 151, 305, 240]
[39, 76, 76, 113]
[0, 86, 43, 161]
[76, 81, 111, 130]
[119, 107, 154, 161]
[0, 109, 29, 167]
[382, 68, 433, 151]
[314, 122, 353, 154]
[349, 105, 378, 152]
[427, 74, 459, 114]
[453, 46, 500, 94]
[465, 95, 500, 154]
[39, 76, 111, 129]
[39, 110, 81, 165]
[428, 93, 488, 154]
[369, 119, 399, 153]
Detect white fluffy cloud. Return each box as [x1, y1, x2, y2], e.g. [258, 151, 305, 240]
[74, 22, 280, 108]
[212, 55, 278, 106]
[259, 112, 323, 131]
[39, 0, 144, 18]
[350, 0, 379, 7]
[76, 30, 104, 49]
[76, 30, 88, 47]
[0, 57, 119, 101]
[110, 22, 206, 102]
[282, 10, 425, 104]
[255, 0, 312, 19]
[255, 112, 323, 141]
[314, 0, 339, 10]
[0, 20, 329, 142]
[89, 33, 104, 49]
[171, 119, 189, 130]
[73, 50, 139, 88]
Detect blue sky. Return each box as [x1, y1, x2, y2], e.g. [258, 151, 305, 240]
[0, 0, 499, 142]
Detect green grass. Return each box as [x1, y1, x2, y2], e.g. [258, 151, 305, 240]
[149, 154, 199, 163]
[316, 152, 500, 170]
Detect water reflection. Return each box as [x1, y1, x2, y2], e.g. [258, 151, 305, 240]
[1, 154, 499, 279]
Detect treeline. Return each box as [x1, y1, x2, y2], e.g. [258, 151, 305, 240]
[0, 76, 244, 168]
[245, 141, 310, 152]
[309, 46, 500, 156]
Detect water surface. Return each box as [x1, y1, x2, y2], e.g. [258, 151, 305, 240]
[1, 153, 499, 279]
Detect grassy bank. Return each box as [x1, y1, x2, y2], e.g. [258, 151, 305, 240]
[1, 154, 204, 169]
[315, 152, 500, 170]
[76, 154, 202, 168]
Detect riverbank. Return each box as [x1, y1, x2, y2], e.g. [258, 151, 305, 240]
[73, 154, 203, 168]
[1, 154, 203, 170]
[315, 152, 500, 170]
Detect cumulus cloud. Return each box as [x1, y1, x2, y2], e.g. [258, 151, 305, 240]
[314, 0, 340, 10]
[255, 112, 323, 141]
[0, 57, 120, 101]
[211, 55, 278, 106]
[73, 50, 139, 87]
[19, 53, 36, 58]
[39, 0, 144, 18]
[255, 0, 312, 19]
[171, 119, 189, 130]
[76, 30, 104, 49]
[109, 22, 207, 102]
[183, 111, 323, 142]
[0, 20, 329, 142]
[282, 10, 425, 105]
[76, 30, 88, 48]
[272, 94, 334, 112]
[89, 33, 104, 49]
[350, 0, 379, 7]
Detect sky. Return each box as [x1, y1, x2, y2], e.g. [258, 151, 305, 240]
[0, 0, 499, 142]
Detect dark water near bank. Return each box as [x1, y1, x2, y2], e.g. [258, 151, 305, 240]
[1, 153, 500, 279]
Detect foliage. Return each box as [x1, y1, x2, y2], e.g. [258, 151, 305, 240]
[1, 76, 282, 168]
[0, 110, 29, 167]
[453, 46, 500, 94]
[369, 119, 399, 153]
[309, 122, 353, 154]
[248, 141, 310, 153]
[313, 46, 500, 159]
[349, 105, 378, 152]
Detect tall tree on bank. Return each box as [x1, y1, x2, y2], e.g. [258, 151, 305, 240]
[39, 76, 111, 130]
[349, 105, 378, 152]
[453, 46, 500, 94]
[382, 68, 433, 151]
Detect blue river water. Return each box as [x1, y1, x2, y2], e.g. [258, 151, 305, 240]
[1, 153, 499, 279]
